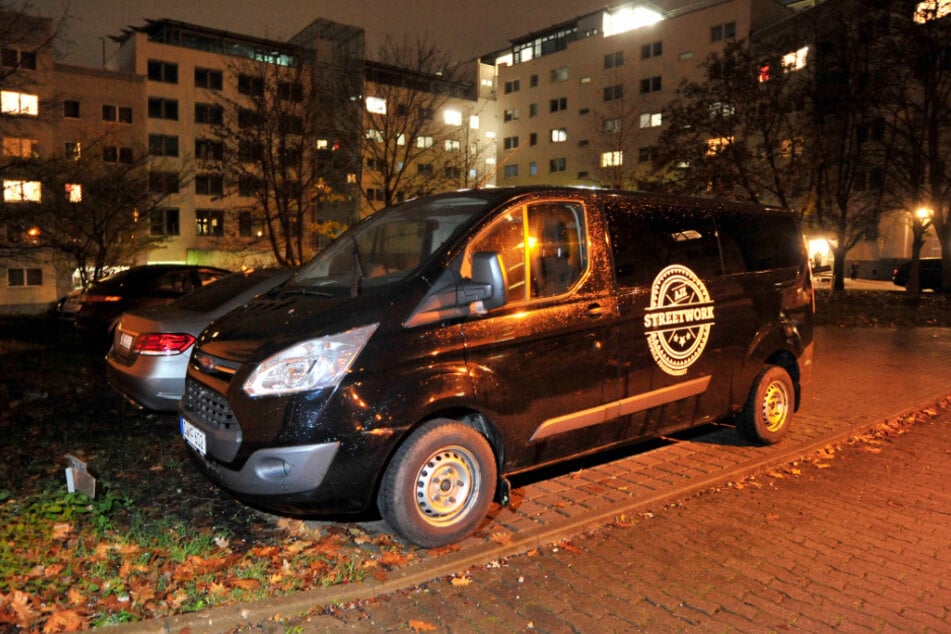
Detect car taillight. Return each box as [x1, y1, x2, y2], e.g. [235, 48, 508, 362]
[82, 294, 122, 303]
[134, 333, 196, 355]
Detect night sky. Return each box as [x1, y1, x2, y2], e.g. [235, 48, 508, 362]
[30, 0, 613, 67]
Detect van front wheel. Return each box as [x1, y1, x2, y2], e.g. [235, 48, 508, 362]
[378, 419, 497, 547]
[737, 365, 794, 445]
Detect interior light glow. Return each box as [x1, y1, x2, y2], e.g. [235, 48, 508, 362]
[603, 5, 663, 37]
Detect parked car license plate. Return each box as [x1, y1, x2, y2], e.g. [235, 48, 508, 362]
[119, 332, 133, 351]
[181, 417, 206, 455]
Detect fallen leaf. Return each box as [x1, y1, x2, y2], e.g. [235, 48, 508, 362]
[450, 576, 472, 586]
[408, 619, 439, 632]
[42, 608, 87, 633]
[231, 578, 261, 591]
[52, 523, 73, 540]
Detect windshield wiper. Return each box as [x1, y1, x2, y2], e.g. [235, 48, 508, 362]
[272, 285, 335, 298]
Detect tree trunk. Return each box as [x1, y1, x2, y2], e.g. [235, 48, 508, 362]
[832, 246, 847, 292]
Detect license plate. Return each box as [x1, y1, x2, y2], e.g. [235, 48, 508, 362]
[181, 417, 207, 455]
[119, 332, 133, 351]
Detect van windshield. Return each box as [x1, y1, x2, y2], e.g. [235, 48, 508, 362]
[288, 194, 494, 293]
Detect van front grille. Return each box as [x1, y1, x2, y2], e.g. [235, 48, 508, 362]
[183, 378, 238, 431]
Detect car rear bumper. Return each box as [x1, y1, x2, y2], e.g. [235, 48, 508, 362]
[106, 352, 188, 411]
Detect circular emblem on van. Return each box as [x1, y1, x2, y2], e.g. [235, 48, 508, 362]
[643, 265, 716, 376]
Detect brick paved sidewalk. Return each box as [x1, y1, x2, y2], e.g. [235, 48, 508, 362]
[291, 396, 951, 632]
[109, 327, 951, 633]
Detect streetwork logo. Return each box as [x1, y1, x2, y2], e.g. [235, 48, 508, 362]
[644, 265, 715, 376]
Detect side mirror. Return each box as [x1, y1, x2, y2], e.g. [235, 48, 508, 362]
[457, 251, 506, 310]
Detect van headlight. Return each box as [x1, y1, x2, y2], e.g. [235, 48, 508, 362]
[243, 324, 378, 397]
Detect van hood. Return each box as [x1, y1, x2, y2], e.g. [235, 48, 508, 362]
[194, 288, 401, 364]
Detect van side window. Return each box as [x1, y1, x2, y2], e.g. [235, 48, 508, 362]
[470, 212, 527, 301]
[468, 201, 587, 303]
[716, 213, 802, 272]
[527, 202, 586, 298]
[604, 204, 719, 287]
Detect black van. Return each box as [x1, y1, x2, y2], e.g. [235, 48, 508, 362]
[180, 187, 815, 547]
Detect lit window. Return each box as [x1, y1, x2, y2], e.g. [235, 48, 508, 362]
[397, 134, 406, 146]
[3, 179, 41, 202]
[469, 115, 480, 129]
[366, 129, 384, 142]
[639, 112, 662, 128]
[316, 139, 329, 150]
[550, 128, 568, 143]
[65, 183, 82, 203]
[366, 96, 387, 114]
[706, 137, 733, 155]
[1, 90, 38, 116]
[444, 109, 463, 125]
[782, 47, 809, 72]
[2, 137, 38, 157]
[445, 139, 461, 152]
[915, 0, 951, 23]
[417, 136, 434, 148]
[600, 151, 623, 167]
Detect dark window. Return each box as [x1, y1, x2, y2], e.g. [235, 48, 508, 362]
[148, 97, 178, 120]
[103, 105, 133, 123]
[7, 267, 42, 286]
[2, 48, 35, 70]
[641, 41, 663, 59]
[549, 157, 566, 172]
[147, 60, 178, 83]
[238, 108, 260, 129]
[239, 211, 253, 236]
[194, 67, 223, 90]
[604, 51, 624, 68]
[503, 136, 519, 150]
[277, 81, 303, 101]
[640, 76, 662, 94]
[195, 173, 224, 196]
[504, 79, 520, 94]
[150, 208, 180, 235]
[195, 102, 224, 125]
[604, 84, 623, 101]
[195, 139, 224, 161]
[149, 172, 179, 194]
[238, 176, 260, 197]
[550, 97, 567, 113]
[238, 74, 264, 96]
[148, 134, 179, 157]
[64, 100, 80, 118]
[280, 115, 304, 135]
[103, 146, 133, 163]
[238, 140, 263, 163]
[711, 22, 736, 42]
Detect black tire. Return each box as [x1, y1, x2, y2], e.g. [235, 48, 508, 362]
[736, 365, 795, 445]
[378, 419, 496, 548]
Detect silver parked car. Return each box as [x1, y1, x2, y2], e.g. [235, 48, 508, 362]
[106, 268, 293, 411]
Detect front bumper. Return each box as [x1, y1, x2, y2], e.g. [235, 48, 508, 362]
[184, 432, 340, 497]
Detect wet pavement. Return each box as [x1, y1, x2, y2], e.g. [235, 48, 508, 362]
[109, 326, 951, 633]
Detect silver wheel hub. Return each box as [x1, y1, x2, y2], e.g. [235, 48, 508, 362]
[415, 446, 478, 525]
[762, 380, 790, 432]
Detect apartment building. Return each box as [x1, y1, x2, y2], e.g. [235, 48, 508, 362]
[0, 12, 149, 313]
[489, 0, 794, 188]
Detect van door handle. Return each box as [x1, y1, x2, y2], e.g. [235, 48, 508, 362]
[585, 303, 604, 318]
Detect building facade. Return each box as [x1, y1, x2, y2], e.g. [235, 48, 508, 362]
[487, 0, 794, 189]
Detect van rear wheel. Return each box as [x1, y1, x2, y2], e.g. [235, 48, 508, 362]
[737, 365, 794, 445]
[378, 419, 496, 547]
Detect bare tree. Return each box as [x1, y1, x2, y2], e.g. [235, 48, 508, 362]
[26, 137, 177, 286]
[349, 36, 475, 212]
[655, 38, 813, 209]
[587, 64, 642, 190]
[209, 47, 345, 267]
[875, 1, 951, 296]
